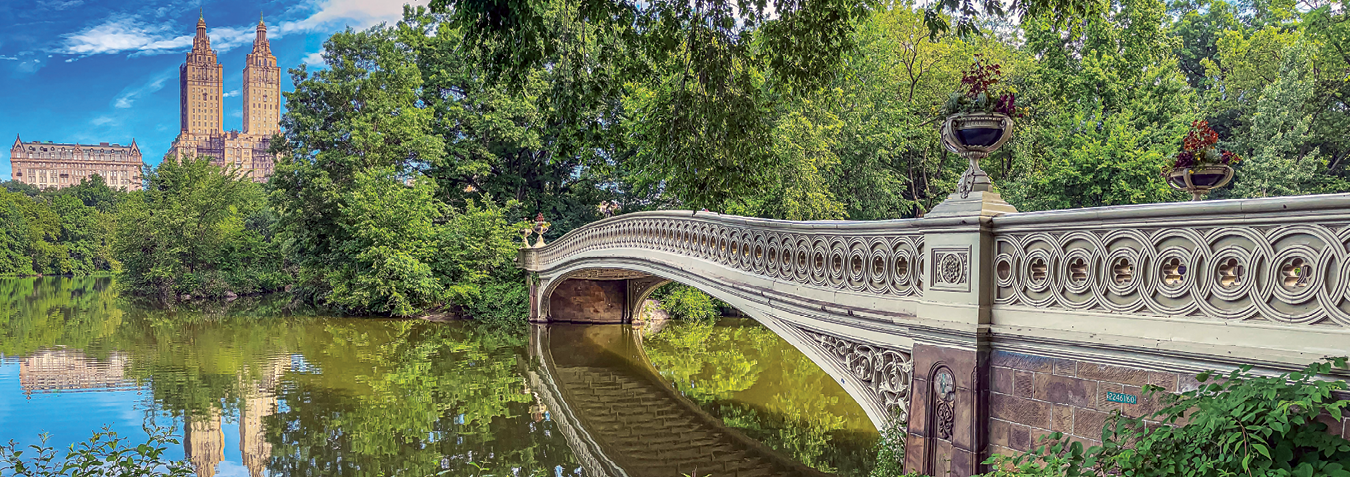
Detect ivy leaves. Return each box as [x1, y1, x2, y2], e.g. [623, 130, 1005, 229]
[987, 358, 1350, 477]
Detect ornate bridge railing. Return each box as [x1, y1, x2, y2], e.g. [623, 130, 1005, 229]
[526, 211, 930, 299]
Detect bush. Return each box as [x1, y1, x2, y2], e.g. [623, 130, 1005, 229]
[654, 283, 720, 323]
[0, 426, 193, 477]
[870, 416, 911, 477]
[986, 358, 1350, 477]
[461, 280, 531, 325]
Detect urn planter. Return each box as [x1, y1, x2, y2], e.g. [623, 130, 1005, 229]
[940, 113, 1015, 198]
[1166, 164, 1234, 201]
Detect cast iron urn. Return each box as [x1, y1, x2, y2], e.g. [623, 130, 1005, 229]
[941, 113, 1015, 198]
[1166, 164, 1235, 201]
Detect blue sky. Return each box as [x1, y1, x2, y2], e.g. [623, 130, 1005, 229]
[0, 0, 427, 181]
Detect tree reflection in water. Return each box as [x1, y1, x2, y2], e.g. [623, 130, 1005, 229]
[642, 318, 882, 477]
[0, 277, 582, 477]
[0, 277, 878, 477]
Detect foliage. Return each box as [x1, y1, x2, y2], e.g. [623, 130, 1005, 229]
[870, 416, 909, 477]
[653, 283, 722, 323]
[0, 175, 121, 277]
[113, 156, 285, 302]
[1001, 0, 1195, 211]
[273, 19, 529, 319]
[985, 358, 1350, 477]
[0, 426, 193, 477]
[940, 55, 1020, 118]
[1172, 120, 1242, 169]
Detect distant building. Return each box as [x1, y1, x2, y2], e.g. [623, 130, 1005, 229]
[8, 136, 144, 191]
[169, 13, 281, 182]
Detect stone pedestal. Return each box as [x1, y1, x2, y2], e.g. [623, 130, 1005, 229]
[904, 191, 1017, 476]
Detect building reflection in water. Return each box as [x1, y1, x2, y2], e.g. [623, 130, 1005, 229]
[19, 349, 136, 396]
[181, 355, 290, 477]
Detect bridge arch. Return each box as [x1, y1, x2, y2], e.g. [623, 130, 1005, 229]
[534, 255, 915, 430]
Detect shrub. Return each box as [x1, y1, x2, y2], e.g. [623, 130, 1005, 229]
[0, 426, 193, 477]
[654, 283, 720, 323]
[870, 415, 911, 477]
[985, 358, 1350, 477]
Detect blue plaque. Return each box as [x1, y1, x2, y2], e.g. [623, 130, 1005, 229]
[1106, 391, 1138, 404]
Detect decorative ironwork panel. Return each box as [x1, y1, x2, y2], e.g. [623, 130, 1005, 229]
[784, 325, 913, 423]
[930, 246, 971, 293]
[993, 224, 1350, 327]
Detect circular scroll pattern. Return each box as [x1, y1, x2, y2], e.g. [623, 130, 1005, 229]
[993, 224, 1350, 327]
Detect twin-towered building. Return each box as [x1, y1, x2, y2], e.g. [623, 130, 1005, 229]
[170, 14, 282, 181]
[8, 13, 284, 190]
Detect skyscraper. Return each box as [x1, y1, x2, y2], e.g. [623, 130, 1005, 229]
[170, 13, 281, 181]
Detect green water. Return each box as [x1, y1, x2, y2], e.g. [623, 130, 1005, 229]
[0, 277, 878, 476]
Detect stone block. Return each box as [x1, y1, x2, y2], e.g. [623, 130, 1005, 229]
[1052, 404, 1074, 433]
[1095, 382, 1124, 412]
[991, 393, 1051, 429]
[1031, 427, 1055, 448]
[1178, 372, 1203, 392]
[992, 366, 1015, 395]
[1148, 371, 1179, 393]
[989, 418, 1011, 448]
[1314, 413, 1344, 436]
[1068, 435, 1101, 452]
[991, 350, 1054, 373]
[1009, 423, 1031, 451]
[950, 448, 974, 476]
[1122, 384, 1167, 419]
[1014, 370, 1035, 398]
[1077, 362, 1149, 387]
[1053, 359, 1077, 377]
[1035, 374, 1096, 408]
[905, 435, 926, 473]
[1073, 408, 1111, 441]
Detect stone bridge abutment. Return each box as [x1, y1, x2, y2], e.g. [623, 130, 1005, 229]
[519, 191, 1350, 476]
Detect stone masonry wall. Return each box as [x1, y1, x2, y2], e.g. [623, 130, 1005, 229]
[986, 350, 1350, 459]
[548, 279, 628, 323]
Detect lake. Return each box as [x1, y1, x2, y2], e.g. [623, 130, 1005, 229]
[0, 277, 879, 476]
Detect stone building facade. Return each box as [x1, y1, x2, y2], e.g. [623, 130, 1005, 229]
[169, 14, 281, 182]
[9, 136, 144, 190]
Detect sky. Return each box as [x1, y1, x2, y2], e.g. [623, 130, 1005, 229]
[0, 0, 429, 181]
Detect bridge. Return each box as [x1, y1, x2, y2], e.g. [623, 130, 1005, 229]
[517, 189, 1350, 476]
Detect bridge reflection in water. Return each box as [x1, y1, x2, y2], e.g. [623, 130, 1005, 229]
[529, 324, 835, 477]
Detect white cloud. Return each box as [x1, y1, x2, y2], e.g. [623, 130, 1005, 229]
[56, 0, 430, 60]
[0, 56, 16, 61]
[223, 90, 240, 97]
[112, 68, 175, 108]
[302, 51, 326, 66]
[90, 116, 114, 126]
[60, 16, 191, 56]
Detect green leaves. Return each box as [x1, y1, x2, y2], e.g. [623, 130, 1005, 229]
[984, 358, 1350, 477]
[113, 157, 283, 301]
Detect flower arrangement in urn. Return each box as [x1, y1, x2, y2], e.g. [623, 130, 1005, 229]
[939, 55, 1019, 198]
[940, 55, 1020, 121]
[1166, 120, 1241, 200]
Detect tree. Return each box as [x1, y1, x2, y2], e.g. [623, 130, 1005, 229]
[273, 17, 530, 319]
[271, 23, 445, 315]
[113, 156, 283, 301]
[1001, 0, 1196, 211]
[1225, 43, 1345, 198]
